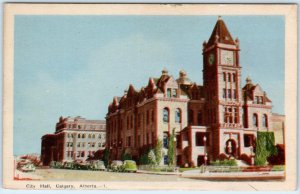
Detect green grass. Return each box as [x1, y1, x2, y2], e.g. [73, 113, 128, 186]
[179, 167, 200, 172]
[271, 165, 285, 171]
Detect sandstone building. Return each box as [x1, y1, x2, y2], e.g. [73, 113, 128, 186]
[106, 17, 285, 166]
[41, 116, 106, 166]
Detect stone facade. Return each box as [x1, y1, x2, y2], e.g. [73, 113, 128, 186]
[106, 17, 285, 167]
[41, 116, 106, 166]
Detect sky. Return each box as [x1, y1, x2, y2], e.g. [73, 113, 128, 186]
[13, 15, 284, 155]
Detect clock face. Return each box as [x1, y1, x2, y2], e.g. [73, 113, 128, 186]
[208, 53, 215, 65]
[221, 50, 234, 65]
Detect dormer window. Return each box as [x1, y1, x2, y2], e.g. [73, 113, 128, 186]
[172, 89, 177, 97]
[167, 89, 171, 98]
[166, 88, 177, 98]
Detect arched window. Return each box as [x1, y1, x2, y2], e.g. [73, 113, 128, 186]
[188, 109, 194, 124]
[163, 108, 169, 123]
[88, 134, 92, 138]
[223, 72, 226, 81]
[81, 151, 85, 157]
[78, 134, 81, 138]
[262, 114, 268, 127]
[82, 134, 85, 138]
[98, 134, 102, 139]
[92, 134, 95, 138]
[175, 108, 181, 123]
[253, 114, 258, 127]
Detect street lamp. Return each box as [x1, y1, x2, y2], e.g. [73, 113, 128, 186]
[203, 136, 207, 166]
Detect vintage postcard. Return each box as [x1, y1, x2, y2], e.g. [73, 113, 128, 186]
[2, 3, 297, 190]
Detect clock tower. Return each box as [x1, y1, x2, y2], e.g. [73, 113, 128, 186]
[202, 16, 243, 159]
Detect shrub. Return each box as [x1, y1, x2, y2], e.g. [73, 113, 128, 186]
[148, 149, 156, 165]
[211, 159, 237, 166]
[217, 153, 228, 161]
[254, 132, 277, 166]
[240, 154, 252, 165]
[167, 128, 176, 166]
[154, 139, 163, 165]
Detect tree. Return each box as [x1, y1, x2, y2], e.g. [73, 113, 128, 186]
[254, 131, 277, 166]
[167, 128, 176, 166]
[103, 148, 110, 167]
[154, 138, 163, 165]
[148, 149, 156, 165]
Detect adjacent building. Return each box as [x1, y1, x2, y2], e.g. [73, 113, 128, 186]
[106, 17, 285, 167]
[41, 116, 106, 166]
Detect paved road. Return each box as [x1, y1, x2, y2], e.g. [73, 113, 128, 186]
[26, 169, 202, 182]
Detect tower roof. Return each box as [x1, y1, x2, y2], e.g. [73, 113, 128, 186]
[207, 16, 235, 46]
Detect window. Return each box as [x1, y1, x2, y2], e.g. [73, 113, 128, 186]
[232, 73, 236, 82]
[146, 133, 149, 145]
[228, 108, 233, 123]
[195, 132, 209, 146]
[81, 151, 85, 158]
[167, 89, 171, 98]
[262, 114, 268, 127]
[164, 155, 169, 165]
[253, 114, 258, 127]
[98, 134, 102, 139]
[227, 89, 231, 98]
[92, 134, 95, 138]
[175, 108, 181, 123]
[88, 134, 92, 138]
[78, 125, 81, 129]
[146, 110, 149, 125]
[137, 114, 141, 127]
[163, 133, 168, 148]
[228, 73, 231, 82]
[234, 108, 238, 123]
[233, 89, 237, 99]
[223, 88, 226, 98]
[255, 96, 259, 104]
[82, 134, 85, 138]
[138, 135, 141, 146]
[151, 110, 154, 123]
[172, 89, 177, 97]
[224, 107, 228, 123]
[163, 108, 169, 123]
[188, 109, 194, 124]
[223, 72, 226, 81]
[244, 134, 254, 147]
[78, 134, 81, 138]
[127, 116, 129, 129]
[259, 97, 263, 104]
[77, 142, 80, 147]
[197, 111, 203, 125]
[127, 136, 131, 147]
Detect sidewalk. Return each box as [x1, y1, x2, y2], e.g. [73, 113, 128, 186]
[137, 170, 181, 176]
[181, 169, 285, 180]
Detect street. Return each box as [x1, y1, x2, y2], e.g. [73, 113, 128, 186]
[17, 168, 201, 182]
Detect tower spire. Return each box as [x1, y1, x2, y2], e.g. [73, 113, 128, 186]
[206, 16, 235, 47]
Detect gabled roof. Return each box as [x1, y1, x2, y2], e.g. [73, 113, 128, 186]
[207, 16, 235, 46]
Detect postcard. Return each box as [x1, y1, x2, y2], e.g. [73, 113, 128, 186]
[2, 3, 297, 190]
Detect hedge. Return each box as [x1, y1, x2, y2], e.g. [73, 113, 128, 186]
[254, 131, 277, 166]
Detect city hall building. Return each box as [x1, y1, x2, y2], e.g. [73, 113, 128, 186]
[41, 116, 106, 166]
[106, 17, 285, 167]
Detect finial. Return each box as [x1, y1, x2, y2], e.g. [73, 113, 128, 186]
[246, 75, 252, 84]
[179, 70, 186, 77]
[218, 16, 222, 20]
[162, 68, 168, 75]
